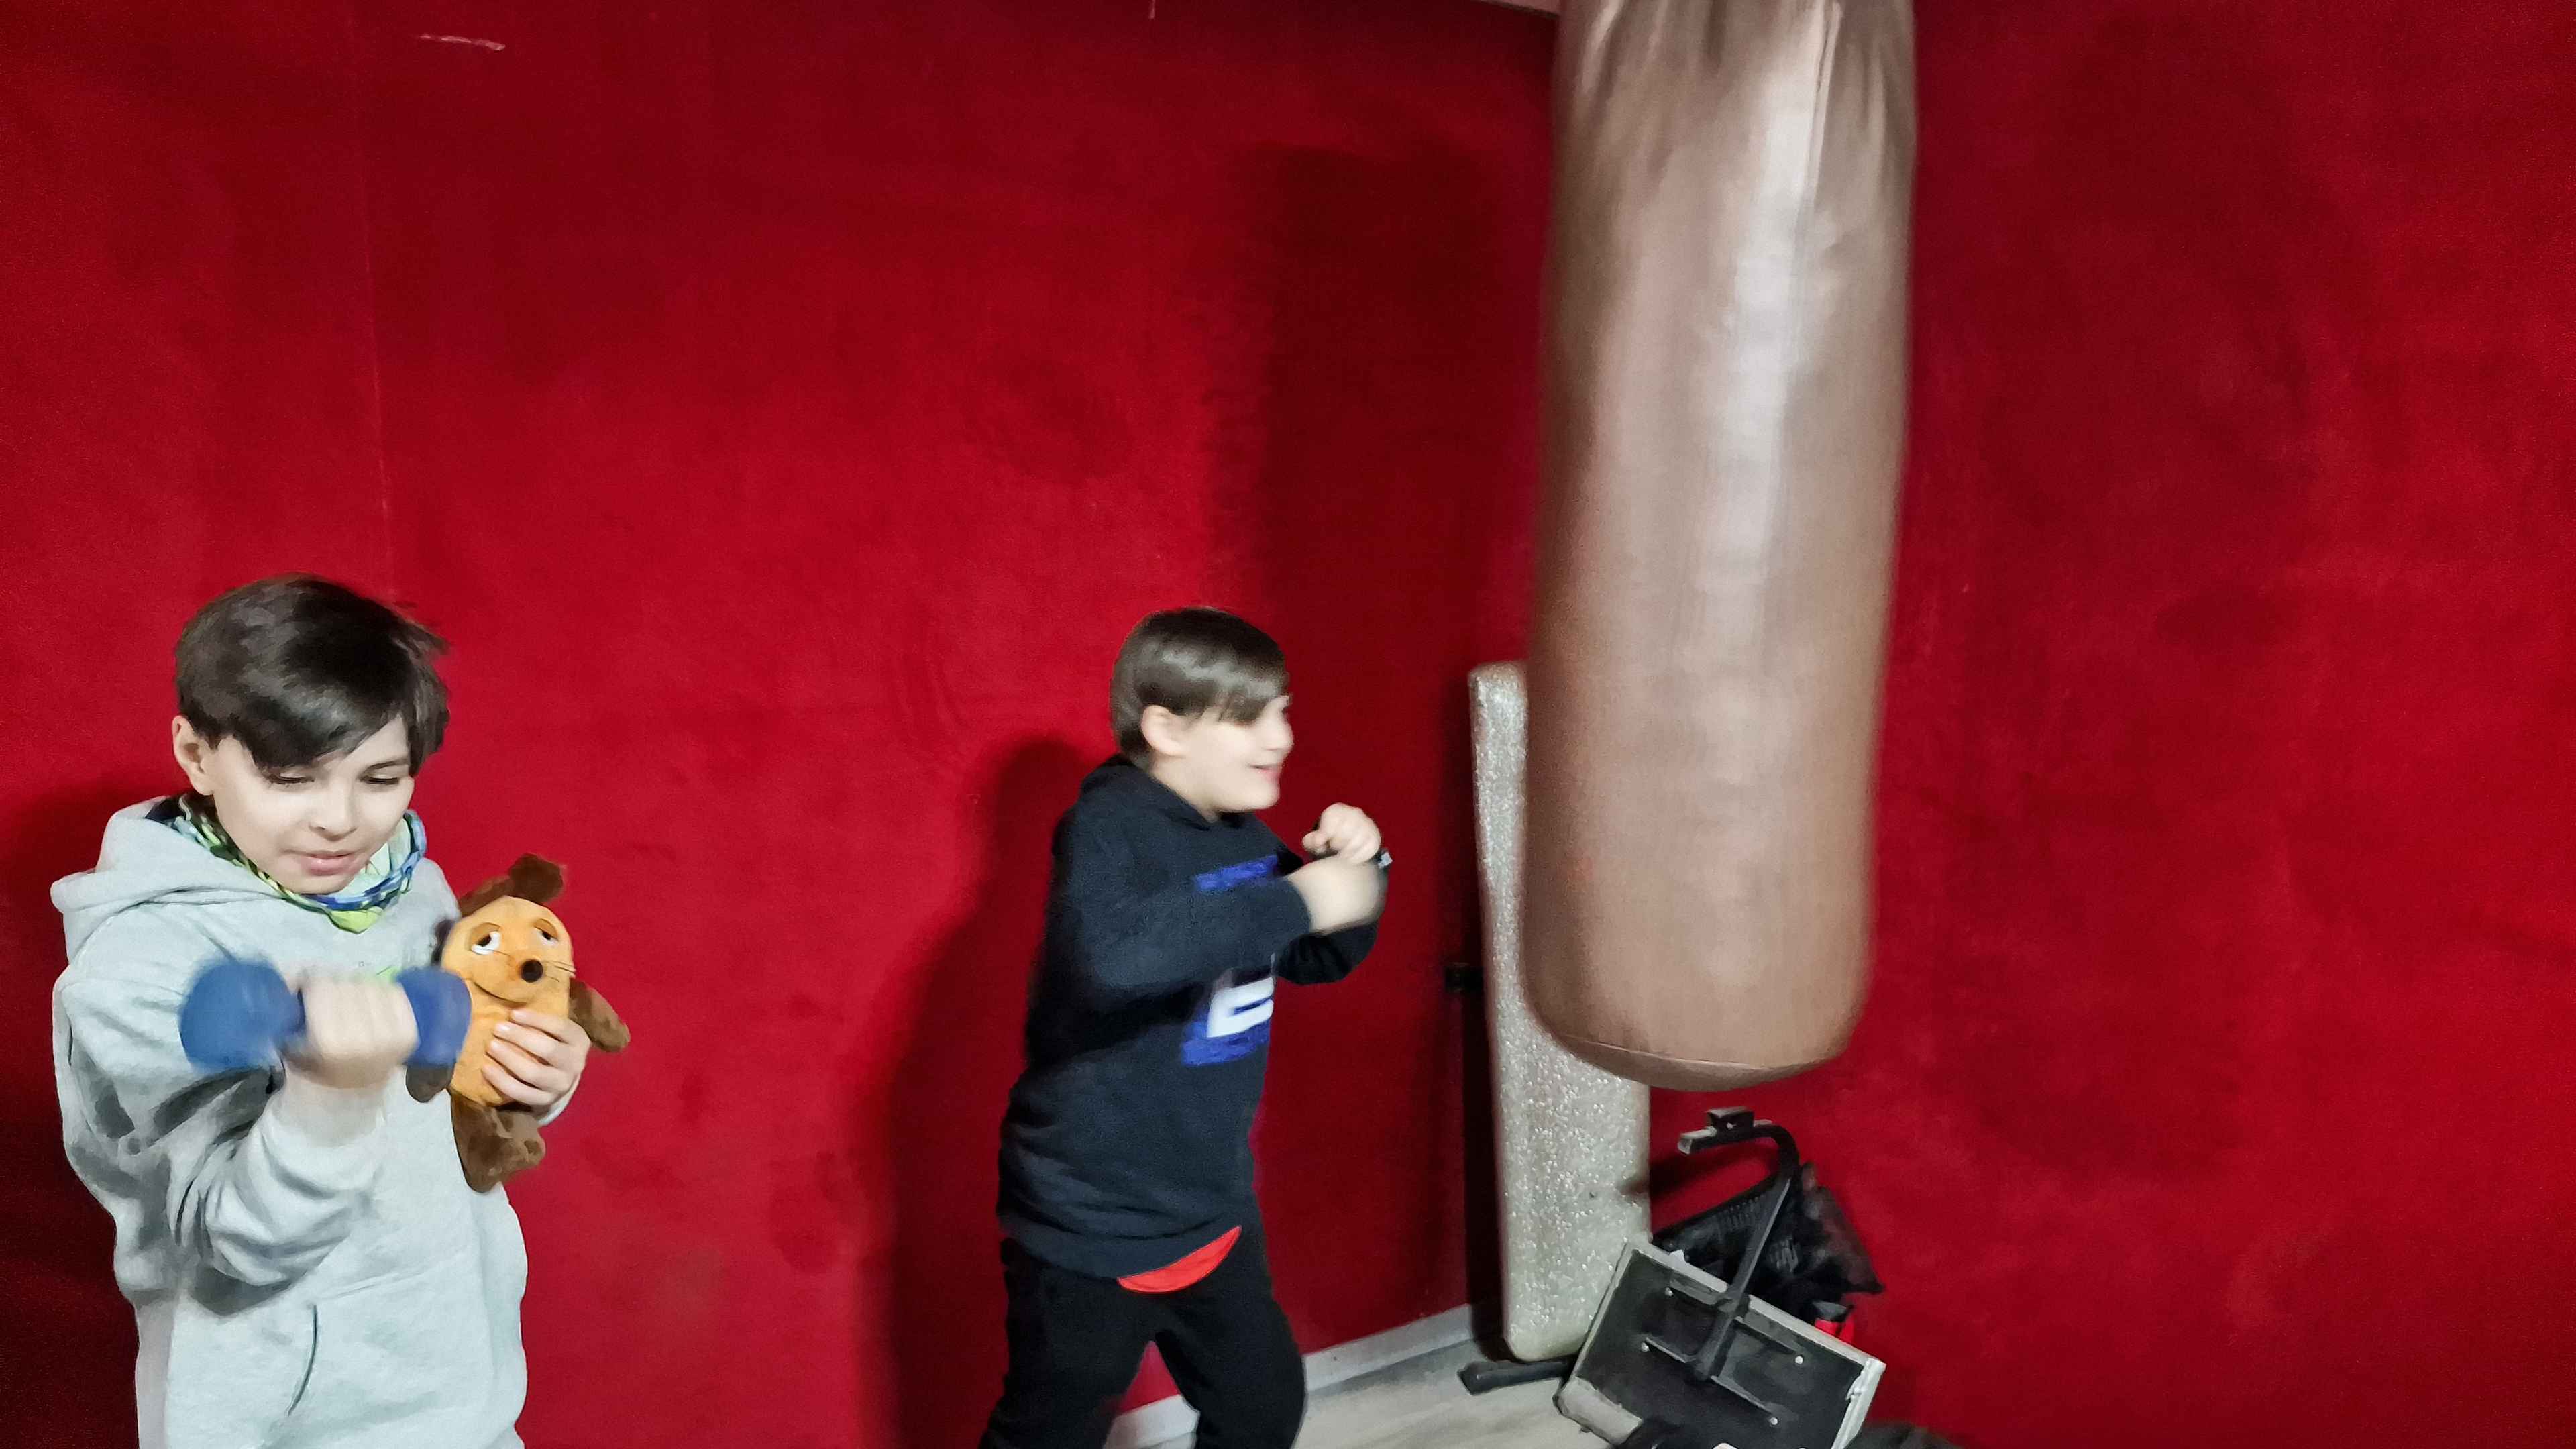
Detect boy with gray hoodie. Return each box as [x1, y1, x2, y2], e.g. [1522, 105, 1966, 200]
[52, 576, 595, 1449]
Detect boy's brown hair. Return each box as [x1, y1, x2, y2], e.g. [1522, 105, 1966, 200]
[176, 574, 450, 772]
[1110, 608, 1288, 761]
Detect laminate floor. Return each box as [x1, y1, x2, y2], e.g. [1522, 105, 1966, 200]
[1144, 1342, 1595, 1449]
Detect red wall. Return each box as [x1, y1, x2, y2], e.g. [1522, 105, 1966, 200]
[11, 3, 2576, 1449]
[1662, 4, 2576, 1448]
[0, 2, 1549, 1445]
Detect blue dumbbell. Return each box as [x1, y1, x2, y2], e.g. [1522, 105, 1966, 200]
[179, 957, 472, 1075]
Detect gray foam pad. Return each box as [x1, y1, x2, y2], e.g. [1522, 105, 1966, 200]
[1471, 662, 1650, 1361]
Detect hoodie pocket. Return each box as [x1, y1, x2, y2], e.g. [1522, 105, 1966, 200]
[276, 1256, 495, 1444]
[160, 1295, 317, 1449]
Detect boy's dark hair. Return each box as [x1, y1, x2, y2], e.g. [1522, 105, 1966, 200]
[176, 575, 450, 773]
[1112, 608, 1289, 760]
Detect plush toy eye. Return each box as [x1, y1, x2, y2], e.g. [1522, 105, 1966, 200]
[534, 925, 557, 946]
[470, 929, 501, 955]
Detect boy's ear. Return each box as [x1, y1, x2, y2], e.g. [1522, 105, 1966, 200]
[1137, 705, 1193, 759]
[171, 716, 217, 794]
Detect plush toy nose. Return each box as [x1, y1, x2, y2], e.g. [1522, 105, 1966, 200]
[519, 959, 545, 983]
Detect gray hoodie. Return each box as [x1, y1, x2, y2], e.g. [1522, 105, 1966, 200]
[53, 802, 525, 1449]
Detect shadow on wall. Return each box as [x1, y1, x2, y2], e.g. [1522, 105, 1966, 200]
[1224, 139, 1537, 1340]
[0, 775, 169, 1448]
[877, 739, 1093, 1448]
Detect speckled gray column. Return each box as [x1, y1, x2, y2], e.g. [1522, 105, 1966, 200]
[1470, 663, 1649, 1362]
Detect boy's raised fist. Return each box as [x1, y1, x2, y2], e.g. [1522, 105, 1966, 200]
[1303, 804, 1383, 865]
[286, 975, 420, 1091]
[1289, 849, 1387, 934]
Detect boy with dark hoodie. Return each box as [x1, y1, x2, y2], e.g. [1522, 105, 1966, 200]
[983, 608, 1389, 1449]
[52, 576, 593, 1449]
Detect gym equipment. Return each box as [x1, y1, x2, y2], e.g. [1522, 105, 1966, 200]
[1652, 1140, 1882, 1333]
[1557, 1110, 1884, 1449]
[178, 957, 472, 1075]
[1523, 0, 1918, 1089]
[1470, 662, 1652, 1362]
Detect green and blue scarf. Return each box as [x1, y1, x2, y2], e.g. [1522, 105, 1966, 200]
[168, 793, 427, 934]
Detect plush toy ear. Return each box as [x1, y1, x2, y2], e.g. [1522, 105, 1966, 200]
[456, 877, 513, 914]
[507, 855, 565, 905]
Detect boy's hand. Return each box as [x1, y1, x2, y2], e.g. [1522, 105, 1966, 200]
[286, 976, 419, 1091]
[1289, 851, 1387, 934]
[1303, 804, 1383, 863]
[482, 1010, 590, 1112]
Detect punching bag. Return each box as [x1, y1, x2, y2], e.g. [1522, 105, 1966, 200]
[1524, 0, 1916, 1090]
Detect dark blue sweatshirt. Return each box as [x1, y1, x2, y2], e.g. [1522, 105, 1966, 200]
[996, 757, 1379, 1278]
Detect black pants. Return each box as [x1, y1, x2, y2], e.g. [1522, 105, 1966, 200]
[978, 1232, 1305, 1449]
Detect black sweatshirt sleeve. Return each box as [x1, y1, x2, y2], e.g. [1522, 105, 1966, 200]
[1047, 814, 1316, 1006]
[1271, 847, 1381, 986]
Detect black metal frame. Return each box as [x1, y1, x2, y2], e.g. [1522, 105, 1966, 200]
[1460, 1105, 1811, 1412]
[1642, 1107, 1803, 1413]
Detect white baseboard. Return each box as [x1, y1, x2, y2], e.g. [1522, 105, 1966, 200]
[1106, 1304, 1474, 1449]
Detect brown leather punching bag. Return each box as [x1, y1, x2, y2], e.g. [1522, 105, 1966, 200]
[1523, 0, 1916, 1090]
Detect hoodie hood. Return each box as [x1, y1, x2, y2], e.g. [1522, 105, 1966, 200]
[54, 800, 287, 961]
[1081, 755, 1230, 830]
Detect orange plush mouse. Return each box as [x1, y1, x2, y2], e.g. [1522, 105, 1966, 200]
[440, 855, 629, 1191]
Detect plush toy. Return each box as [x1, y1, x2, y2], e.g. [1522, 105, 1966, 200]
[440, 854, 629, 1191]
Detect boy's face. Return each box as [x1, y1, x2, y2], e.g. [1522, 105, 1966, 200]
[1144, 696, 1293, 819]
[172, 716, 417, 895]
